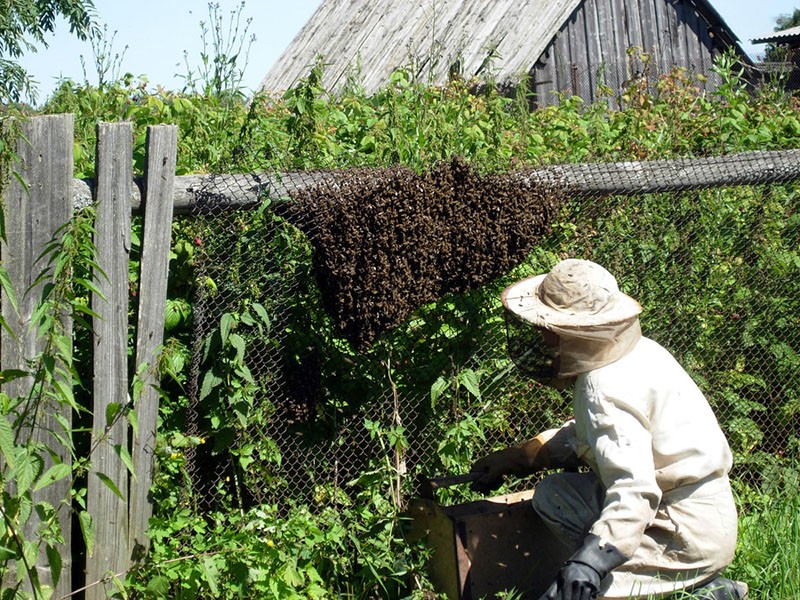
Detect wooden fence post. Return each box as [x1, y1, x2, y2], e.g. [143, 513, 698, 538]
[129, 125, 178, 558]
[85, 122, 134, 597]
[0, 114, 74, 596]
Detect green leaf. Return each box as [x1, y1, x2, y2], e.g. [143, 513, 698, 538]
[251, 302, 271, 333]
[16, 451, 44, 496]
[0, 369, 28, 385]
[0, 416, 16, 467]
[128, 408, 138, 437]
[201, 556, 220, 596]
[53, 378, 79, 411]
[45, 543, 63, 588]
[145, 575, 170, 598]
[229, 332, 246, 362]
[95, 472, 125, 501]
[75, 277, 103, 298]
[17, 492, 33, 528]
[459, 369, 481, 400]
[105, 402, 123, 426]
[33, 463, 71, 491]
[282, 561, 304, 588]
[164, 298, 190, 332]
[0, 266, 17, 313]
[22, 540, 38, 570]
[430, 376, 448, 408]
[200, 370, 223, 400]
[79, 511, 94, 558]
[113, 444, 136, 479]
[220, 313, 235, 344]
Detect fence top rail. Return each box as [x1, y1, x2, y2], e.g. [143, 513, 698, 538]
[73, 149, 800, 215]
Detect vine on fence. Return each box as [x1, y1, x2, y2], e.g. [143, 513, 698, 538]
[0, 203, 134, 598]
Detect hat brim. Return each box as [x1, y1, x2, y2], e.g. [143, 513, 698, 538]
[501, 274, 642, 329]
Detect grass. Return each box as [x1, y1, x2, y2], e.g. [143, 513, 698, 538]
[726, 472, 800, 600]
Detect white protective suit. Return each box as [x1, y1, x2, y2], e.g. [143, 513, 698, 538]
[498, 259, 739, 599]
[532, 335, 737, 598]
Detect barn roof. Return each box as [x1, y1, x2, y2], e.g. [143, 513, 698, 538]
[259, 0, 746, 95]
[752, 25, 800, 45]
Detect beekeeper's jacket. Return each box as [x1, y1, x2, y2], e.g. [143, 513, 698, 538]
[540, 335, 737, 597]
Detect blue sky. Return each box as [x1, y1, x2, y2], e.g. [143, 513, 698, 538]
[18, 0, 800, 104]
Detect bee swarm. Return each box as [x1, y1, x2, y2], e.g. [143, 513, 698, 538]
[281, 157, 564, 350]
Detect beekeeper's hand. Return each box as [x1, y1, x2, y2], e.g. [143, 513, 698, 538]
[469, 434, 551, 493]
[540, 534, 628, 600]
[469, 448, 514, 493]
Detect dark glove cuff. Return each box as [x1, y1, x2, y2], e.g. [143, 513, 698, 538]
[568, 534, 629, 579]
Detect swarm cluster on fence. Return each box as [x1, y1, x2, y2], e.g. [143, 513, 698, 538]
[279, 157, 565, 350]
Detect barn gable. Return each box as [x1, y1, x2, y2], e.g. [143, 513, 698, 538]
[259, 0, 748, 104]
[531, 0, 749, 105]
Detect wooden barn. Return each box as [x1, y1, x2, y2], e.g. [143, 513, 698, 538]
[752, 24, 800, 91]
[259, 0, 750, 106]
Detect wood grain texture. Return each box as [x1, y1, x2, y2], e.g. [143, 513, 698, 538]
[0, 114, 74, 597]
[259, 0, 748, 105]
[129, 125, 178, 560]
[86, 122, 133, 599]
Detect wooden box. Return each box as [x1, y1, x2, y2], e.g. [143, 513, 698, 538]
[408, 490, 569, 599]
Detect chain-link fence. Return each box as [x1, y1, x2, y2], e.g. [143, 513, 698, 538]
[183, 150, 800, 513]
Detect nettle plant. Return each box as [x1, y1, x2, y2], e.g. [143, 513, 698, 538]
[0, 204, 126, 597]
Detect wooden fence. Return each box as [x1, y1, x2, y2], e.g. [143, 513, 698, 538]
[2, 113, 800, 597]
[1, 114, 177, 599]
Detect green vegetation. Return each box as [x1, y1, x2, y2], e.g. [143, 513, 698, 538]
[0, 0, 97, 103]
[1, 12, 800, 597]
[0, 207, 118, 598]
[763, 8, 800, 62]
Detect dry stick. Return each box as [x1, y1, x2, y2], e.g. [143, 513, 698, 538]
[383, 352, 405, 508]
[58, 550, 234, 599]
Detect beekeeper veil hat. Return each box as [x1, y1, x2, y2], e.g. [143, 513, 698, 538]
[501, 259, 643, 377]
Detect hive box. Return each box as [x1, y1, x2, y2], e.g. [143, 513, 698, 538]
[408, 489, 569, 599]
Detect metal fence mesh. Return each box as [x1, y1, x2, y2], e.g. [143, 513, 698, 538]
[184, 151, 800, 511]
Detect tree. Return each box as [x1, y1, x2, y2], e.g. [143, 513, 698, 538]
[0, 0, 98, 103]
[764, 9, 800, 63]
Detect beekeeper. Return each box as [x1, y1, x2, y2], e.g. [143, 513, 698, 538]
[469, 259, 747, 600]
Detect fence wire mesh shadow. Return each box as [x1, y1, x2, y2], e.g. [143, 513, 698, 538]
[185, 151, 800, 512]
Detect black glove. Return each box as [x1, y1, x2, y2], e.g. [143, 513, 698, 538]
[540, 534, 628, 600]
[469, 468, 504, 494]
[468, 449, 512, 494]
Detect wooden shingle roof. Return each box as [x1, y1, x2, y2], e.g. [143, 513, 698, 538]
[259, 0, 583, 94]
[259, 0, 746, 95]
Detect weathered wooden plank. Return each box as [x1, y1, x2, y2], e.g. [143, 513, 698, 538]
[673, 0, 689, 69]
[129, 125, 178, 558]
[502, 0, 583, 81]
[683, 3, 705, 75]
[73, 171, 324, 215]
[531, 47, 559, 106]
[625, 0, 644, 51]
[567, 3, 587, 99]
[85, 122, 133, 599]
[552, 20, 573, 93]
[580, 0, 603, 103]
[593, 0, 623, 92]
[695, 7, 719, 88]
[639, 0, 659, 58]
[624, 0, 648, 82]
[610, 0, 629, 82]
[652, 0, 674, 72]
[0, 114, 74, 596]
